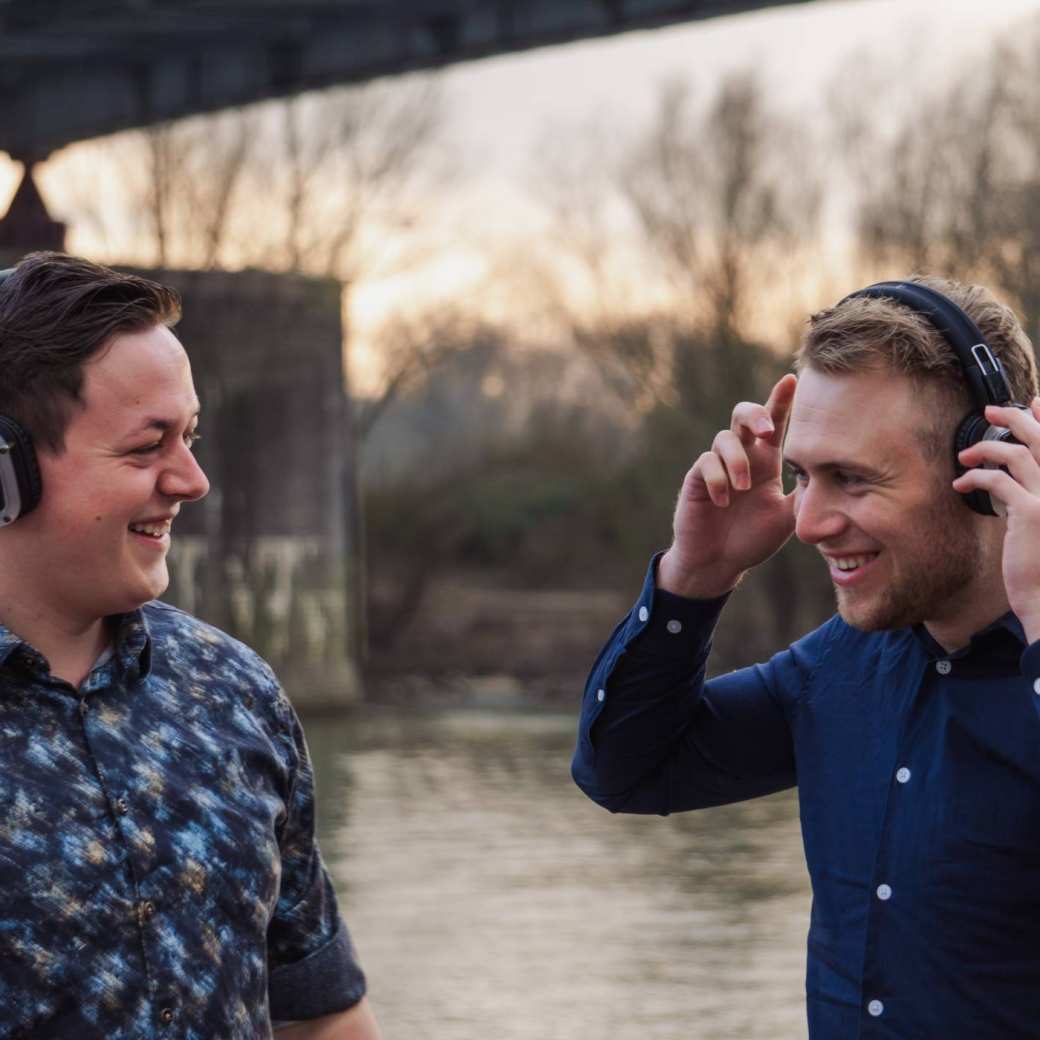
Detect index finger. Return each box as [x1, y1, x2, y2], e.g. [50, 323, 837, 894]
[984, 402, 1040, 451]
[761, 373, 798, 446]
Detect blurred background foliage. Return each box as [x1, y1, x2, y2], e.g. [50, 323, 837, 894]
[40, 17, 1040, 689]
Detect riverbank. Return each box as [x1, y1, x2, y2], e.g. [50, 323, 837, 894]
[365, 574, 629, 705]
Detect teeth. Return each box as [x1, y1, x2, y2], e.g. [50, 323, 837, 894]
[833, 554, 875, 571]
[129, 520, 171, 538]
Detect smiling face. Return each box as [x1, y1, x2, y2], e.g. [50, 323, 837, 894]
[784, 366, 989, 632]
[14, 324, 209, 627]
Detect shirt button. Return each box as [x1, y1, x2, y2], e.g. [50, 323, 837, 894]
[115, 797, 130, 815]
[78, 700, 89, 716]
[638, 606, 649, 623]
[867, 999, 884, 1017]
[141, 900, 157, 920]
[935, 659, 952, 675]
[159, 1007, 175, 1025]
[666, 619, 682, 634]
[596, 688, 605, 703]
[1033, 678, 1040, 696]
[895, 767, 911, 784]
[876, 883, 892, 901]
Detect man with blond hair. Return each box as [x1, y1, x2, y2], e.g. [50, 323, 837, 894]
[574, 275, 1040, 1038]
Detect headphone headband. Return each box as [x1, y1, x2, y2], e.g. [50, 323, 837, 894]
[843, 281, 1012, 409]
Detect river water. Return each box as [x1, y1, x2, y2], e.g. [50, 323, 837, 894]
[303, 706, 811, 1040]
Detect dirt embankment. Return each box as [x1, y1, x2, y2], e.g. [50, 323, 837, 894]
[365, 574, 629, 705]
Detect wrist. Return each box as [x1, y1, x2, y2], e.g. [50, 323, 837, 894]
[657, 547, 743, 600]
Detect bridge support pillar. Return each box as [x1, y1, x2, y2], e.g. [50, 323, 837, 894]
[0, 163, 65, 253]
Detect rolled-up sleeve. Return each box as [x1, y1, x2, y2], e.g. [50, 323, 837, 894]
[267, 701, 367, 1021]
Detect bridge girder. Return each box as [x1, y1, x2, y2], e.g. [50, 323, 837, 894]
[0, 0, 811, 160]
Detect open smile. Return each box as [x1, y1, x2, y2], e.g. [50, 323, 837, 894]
[128, 517, 173, 548]
[824, 551, 881, 587]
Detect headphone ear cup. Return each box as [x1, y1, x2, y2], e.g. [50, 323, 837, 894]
[0, 416, 42, 521]
[953, 411, 997, 516]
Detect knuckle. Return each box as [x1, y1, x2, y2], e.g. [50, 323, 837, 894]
[729, 403, 757, 429]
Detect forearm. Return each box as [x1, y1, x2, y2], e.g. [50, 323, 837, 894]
[274, 998, 381, 1040]
[572, 557, 729, 813]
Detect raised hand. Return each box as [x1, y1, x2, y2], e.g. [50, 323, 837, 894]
[953, 398, 1040, 644]
[657, 373, 798, 599]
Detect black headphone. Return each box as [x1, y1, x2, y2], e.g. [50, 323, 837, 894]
[843, 280, 1023, 517]
[0, 266, 43, 528]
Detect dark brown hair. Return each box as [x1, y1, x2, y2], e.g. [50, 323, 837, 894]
[0, 251, 181, 453]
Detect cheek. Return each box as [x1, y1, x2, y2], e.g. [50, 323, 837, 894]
[868, 498, 947, 551]
[842, 499, 905, 544]
[40, 459, 153, 524]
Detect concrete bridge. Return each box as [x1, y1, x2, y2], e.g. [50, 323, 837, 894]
[0, 0, 813, 163]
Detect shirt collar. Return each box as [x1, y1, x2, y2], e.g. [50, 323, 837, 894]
[0, 624, 21, 669]
[110, 609, 153, 681]
[911, 610, 1026, 660]
[0, 609, 153, 681]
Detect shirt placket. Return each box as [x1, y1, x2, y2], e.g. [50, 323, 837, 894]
[858, 655, 948, 1037]
[77, 666, 182, 1033]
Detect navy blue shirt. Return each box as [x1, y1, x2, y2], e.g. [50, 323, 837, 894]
[0, 600, 365, 1039]
[573, 556, 1040, 1039]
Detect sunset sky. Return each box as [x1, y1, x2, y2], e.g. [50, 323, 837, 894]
[17, 0, 1040, 389]
[357, 0, 1040, 372]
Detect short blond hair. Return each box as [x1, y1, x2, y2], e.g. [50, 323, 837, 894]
[795, 276, 1039, 457]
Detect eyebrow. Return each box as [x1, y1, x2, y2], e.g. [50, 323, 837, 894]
[129, 407, 201, 436]
[783, 456, 888, 480]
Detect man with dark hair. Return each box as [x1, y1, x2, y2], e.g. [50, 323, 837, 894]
[0, 252, 380, 1038]
[573, 276, 1040, 1038]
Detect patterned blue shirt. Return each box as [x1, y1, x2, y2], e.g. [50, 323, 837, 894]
[0, 600, 366, 1038]
[573, 555, 1040, 1040]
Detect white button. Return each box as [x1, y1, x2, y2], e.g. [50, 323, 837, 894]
[935, 659, 952, 675]
[638, 606, 649, 623]
[666, 619, 682, 634]
[1033, 677, 1040, 695]
[867, 999, 884, 1017]
[596, 688, 605, 703]
[876, 883, 892, 901]
[895, 767, 911, 784]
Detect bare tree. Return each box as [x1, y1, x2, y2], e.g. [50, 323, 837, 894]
[243, 77, 446, 284]
[94, 107, 264, 271]
[353, 306, 474, 443]
[530, 72, 820, 415]
[845, 24, 1040, 338]
[622, 74, 820, 340]
[183, 110, 258, 270]
[47, 75, 452, 414]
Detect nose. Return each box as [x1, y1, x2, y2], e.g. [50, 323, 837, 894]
[159, 441, 210, 503]
[793, 480, 848, 545]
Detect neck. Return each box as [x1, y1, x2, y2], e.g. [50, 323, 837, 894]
[0, 587, 112, 689]
[924, 562, 1010, 654]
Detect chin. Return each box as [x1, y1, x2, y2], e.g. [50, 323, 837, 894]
[116, 572, 170, 613]
[836, 603, 882, 631]
[835, 591, 921, 633]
